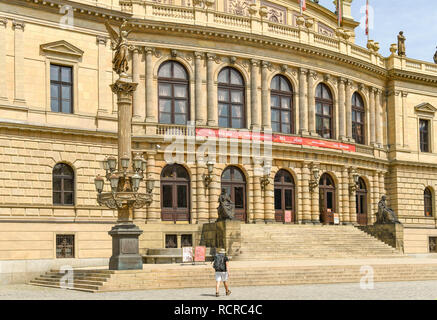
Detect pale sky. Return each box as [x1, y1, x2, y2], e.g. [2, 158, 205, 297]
[317, 0, 437, 62]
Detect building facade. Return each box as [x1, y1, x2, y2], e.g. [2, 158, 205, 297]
[1, 0, 437, 282]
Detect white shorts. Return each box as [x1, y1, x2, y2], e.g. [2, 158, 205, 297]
[215, 272, 228, 282]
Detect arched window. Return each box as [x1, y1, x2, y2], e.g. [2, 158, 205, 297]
[319, 173, 336, 224]
[218, 67, 245, 129]
[221, 166, 246, 221]
[425, 188, 433, 217]
[271, 75, 293, 134]
[53, 163, 74, 205]
[315, 83, 333, 139]
[274, 170, 295, 223]
[356, 177, 368, 225]
[161, 164, 190, 222]
[352, 92, 365, 144]
[158, 61, 189, 125]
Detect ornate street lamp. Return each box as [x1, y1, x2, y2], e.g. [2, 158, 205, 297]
[260, 162, 272, 191]
[309, 165, 320, 192]
[95, 21, 154, 270]
[203, 160, 215, 188]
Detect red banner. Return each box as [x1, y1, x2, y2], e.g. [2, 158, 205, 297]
[195, 128, 355, 152]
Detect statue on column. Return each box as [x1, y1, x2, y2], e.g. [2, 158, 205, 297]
[397, 31, 406, 57]
[433, 47, 437, 64]
[105, 21, 132, 77]
[217, 189, 235, 221]
[376, 195, 401, 224]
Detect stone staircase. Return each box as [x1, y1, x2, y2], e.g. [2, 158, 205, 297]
[235, 224, 403, 260]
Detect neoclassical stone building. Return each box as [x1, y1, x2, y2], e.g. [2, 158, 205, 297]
[1, 0, 437, 282]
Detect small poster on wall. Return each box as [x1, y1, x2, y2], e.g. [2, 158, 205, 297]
[284, 210, 292, 223]
[182, 247, 193, 263]
[194, 246, 206, 262]
[333, 213, 340, 225]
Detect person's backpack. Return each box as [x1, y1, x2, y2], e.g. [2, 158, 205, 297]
[213, 253, 226, 272]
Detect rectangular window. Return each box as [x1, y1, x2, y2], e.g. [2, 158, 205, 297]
[419, 119, 430, 153]
[181, 234, 193, 247]
[56, 234, 74, 258]
[165, 234, 178, 248]
[50, 64, 73, 114]
[429, 237, 437, 253]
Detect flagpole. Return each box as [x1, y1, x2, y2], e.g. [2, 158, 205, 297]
[300, 0, 303, 15]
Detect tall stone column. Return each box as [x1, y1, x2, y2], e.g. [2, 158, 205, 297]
[369, 87, 376, 145]
[250, 59, 260, 129]
[341, 167, 350, 224]
[0, 18, 7, 101]
[194, 52, 206, 126]
[145, 48, 156, 123]
[378, 171, 385, 200]
[301, 162, 312, 223]
[307, 71, 317, 136]
[207, 53, 217, 127]
[131, 46, 142, 119]
[372, 170, 380, 222]
[261, 61, 271, 130]
[298, 68, 309, 135]
[196, 160, 209, 224]
[253, 163, 264, 223]
[367, 173, 375, 225]
[264, 173, 275, 223]
[295, 166, 303, 223]
[338, 78, 346, 140]
[345, 80, 353, 140]
[146, 151, 160, 222]
[375, 89, 383, 147]
[208, 166, 220, 222]
[348, 167, 357, 225]
[12, 21, 26, 105]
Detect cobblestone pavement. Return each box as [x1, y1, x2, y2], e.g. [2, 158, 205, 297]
[1, 281, 437, 300]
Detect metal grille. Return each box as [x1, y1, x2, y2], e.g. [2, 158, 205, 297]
[56, 234, 75, 258]
[430, 237, 437, 253]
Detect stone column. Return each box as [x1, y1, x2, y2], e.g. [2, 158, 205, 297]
[379, 171, 385, 200]
[261, 61, 271, 130]
[145, 48, 156, 123]
[367, 173, 375, 225]
[12, 21, 26, 105]
[208, 166, 220, 222]
[253, 163, 264, 223]
[375, 89, 383, 147]
[264, 173, 275, 223]
[206, 53, 217, 127]
[338, 78, 346, 140]
[345, 80, 353, 140]
[295, 166, 303, 223]
[146, 151, 160, 222]
[301, 162, 312, 223]
[369, 87, 376, 145]
[131, 46, 142, 119]
[194, 52, 206, 126]
[0, 18, 8, 101]
[310, 165, 320, 224]
[341, 167, 350, 224]
[348, 167, 357, 225]
[196, 160, 209, 223]
[372, 171, 380, 222]
[298, 68, 309, 135]
[250, 59, 260, 129]
[307, 71, 317, 135]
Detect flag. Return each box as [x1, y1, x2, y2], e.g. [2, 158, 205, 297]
[365, 0, 369, 36]
[336, 0, 343, 26]
[300, 0, 306, 13]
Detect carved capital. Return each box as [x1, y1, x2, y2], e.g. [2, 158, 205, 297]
[129, 45, 142, 53]
[280, 64, 288, 73]
[110, 78, 138, 96]
[308, 71, 318, 81]
[299, 67, 308, 75]
[338, 77, 347, 85]
[250, 59, 260, 67]
[206, 52, 220, 64]
[401, 91, 408, 97]
[0, 17, 7, 28]
[194, 51, 204, 60]
[171, 49, 178, 58]
[96, 35, 108, 46]
[12, 20, 25, 31]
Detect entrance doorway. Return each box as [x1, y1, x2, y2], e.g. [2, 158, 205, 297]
[221, 166, 247, 222]
[356, 177, 368, 225]
[319, 173, 336, 224]
[274, 169, 295, 223]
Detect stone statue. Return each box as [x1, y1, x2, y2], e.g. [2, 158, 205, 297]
[217, 189, 235, 221]
[105, 21, 132, 77]
[434, 47, 437, 64]
[397, 31, 406, 56]
[376, 195, 401, 224]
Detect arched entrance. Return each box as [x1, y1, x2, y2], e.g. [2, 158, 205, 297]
[160, 164, 190, 222]
[319, 173, 336, 224]
[221, 166, 246, 222]
[274, 169, 295, 223]
[356, 177, 368, 225]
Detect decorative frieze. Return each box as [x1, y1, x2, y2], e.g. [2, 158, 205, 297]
[224, 0, 255, 16]
[260, 0, 286, 24]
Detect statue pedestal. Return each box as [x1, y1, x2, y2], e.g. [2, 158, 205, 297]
[358, 223, 404, 252]
[108, 223, 143, 270]
[200, 220, 242, 258]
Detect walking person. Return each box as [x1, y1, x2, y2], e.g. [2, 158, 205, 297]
[213, 248, 231, 297]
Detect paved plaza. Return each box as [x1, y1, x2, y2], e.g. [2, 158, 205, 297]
[1, 281, 437, 300]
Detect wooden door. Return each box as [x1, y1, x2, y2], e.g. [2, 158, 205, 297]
[356, 178, 368, 225]
[221, 166, 247, 222]
[274, 170, 295, 223]
[319, 173, 336, 224]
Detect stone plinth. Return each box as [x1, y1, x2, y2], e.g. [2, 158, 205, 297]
[358, 223, 404, 252]
[200, 220, 242, 258]
[108, 223, 143, 270]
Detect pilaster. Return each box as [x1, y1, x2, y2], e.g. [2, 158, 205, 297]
[12, 20, 26, 105]
[298, 68, 309, 135]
